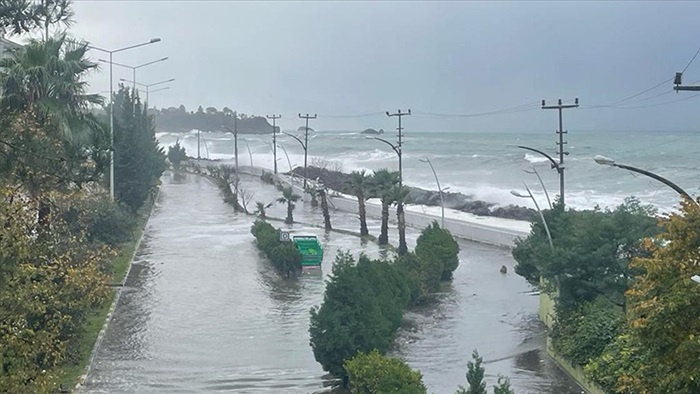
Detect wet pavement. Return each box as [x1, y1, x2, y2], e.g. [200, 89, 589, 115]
[83, 172, 583, 393]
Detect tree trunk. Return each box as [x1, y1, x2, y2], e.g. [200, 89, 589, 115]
[310, 194, 318, 207]
[358, 198, 368, 236]
[38, 200, 51, 229]
[320, 190, 332, 231]
[379, 200, 389, 245]
[286, 202, 294, 224]
[397, 202, 407, 255]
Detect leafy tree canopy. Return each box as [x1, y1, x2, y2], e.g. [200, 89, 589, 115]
[345, 350, 427, 394]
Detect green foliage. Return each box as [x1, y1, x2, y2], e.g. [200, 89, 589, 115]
[584, 333, 650, 393]
[113, 87, 166, 212]
[167, 139, 187, 170]
[551, 297, 624, 367]
[346, 170, 372, 236]
[277, 186, 300, 224]
[59, 195, 135, 246]
[613, 199, 700, 394]
[250, 220, 302, 275]
[309, 252, 409, 379]
[512, 198, 658, 312]
[370, 169, 399, 245]
[493, 376, 515, 394]
[455, 350, 487, 394]
[415, 221, 460, 282]
[0, 194, 111, 392]
[344, 350, 427, 394]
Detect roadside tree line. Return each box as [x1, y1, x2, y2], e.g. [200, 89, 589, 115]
[513, 197, 700, 393]
[0, 3, 166, 391]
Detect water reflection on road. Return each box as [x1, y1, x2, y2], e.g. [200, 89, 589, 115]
[83, 173, 582, 393]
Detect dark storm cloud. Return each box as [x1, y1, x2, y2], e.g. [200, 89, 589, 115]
[69, 0, 700, 133]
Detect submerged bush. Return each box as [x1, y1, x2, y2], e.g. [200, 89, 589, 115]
[415, 221, 460, 283]
[250, 220, 302, 275]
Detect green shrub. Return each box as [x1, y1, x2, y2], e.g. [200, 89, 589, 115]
[309, 252, 409, 379]
[251, 220, 302, 275]
[60, 197, 136, 246]
[551, 297, 624, 367]
[345, 350, 427, 394]
[415, 221, 460, 283]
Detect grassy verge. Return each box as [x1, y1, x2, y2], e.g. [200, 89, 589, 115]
[58, 190, 158, 390]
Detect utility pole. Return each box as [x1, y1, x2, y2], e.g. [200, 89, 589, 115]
[266, 114, 281, 174]
[673, 72, 700, 92]
[385, 109, 411, 188]
[541, 98, 578, 207]
[234, 112, 239, 173]
[197, 129, 201, 160]
[298, 113, 317, 188]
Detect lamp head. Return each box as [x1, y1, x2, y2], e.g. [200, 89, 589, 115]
[149, 38, 161, 43]
[510, 190, 528, 198]
[594, 155, 616, 166]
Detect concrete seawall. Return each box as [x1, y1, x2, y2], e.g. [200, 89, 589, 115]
[237, 165, 528, 248]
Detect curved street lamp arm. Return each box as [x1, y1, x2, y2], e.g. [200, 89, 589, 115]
[282, 132, 306, 150]
[614, 163, 698, 205]
[372, 137, 400, 155]
[517, 145, 560, 170]
[524, 182, 554, 249]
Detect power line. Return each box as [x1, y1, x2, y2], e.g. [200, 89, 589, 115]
[317, 112, 385, 118]
[681, 43, 700, 74]
[607, 76, 674, 105]
[413, 101, 540, 118]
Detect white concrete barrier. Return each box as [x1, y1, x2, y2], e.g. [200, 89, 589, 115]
[221, 165, 529, 248]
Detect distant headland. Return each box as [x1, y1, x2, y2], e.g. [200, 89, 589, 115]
[153, 105, 277, 134]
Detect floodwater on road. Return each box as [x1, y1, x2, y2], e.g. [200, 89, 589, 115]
[82, 172, 583, 393]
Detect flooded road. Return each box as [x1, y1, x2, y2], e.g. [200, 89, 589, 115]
[83, 172, 582, 393]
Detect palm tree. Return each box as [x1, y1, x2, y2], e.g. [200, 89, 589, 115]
[304, 185, 319, 207]
[389, 185, 410, 255]
[254, 201, 272, 219]
[0, 34, 103, 226]
[277, 186, 300, 224]
[371, 169, 400, 245]
[345, 170, 373, 236]
[318, 187, 332, 231]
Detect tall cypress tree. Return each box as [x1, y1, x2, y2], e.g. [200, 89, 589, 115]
[113, 87, 165, 211]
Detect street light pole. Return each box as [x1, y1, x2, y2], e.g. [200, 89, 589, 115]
[298, 113, 316, 188]
[517, 145, 562, 206]
[98, 56, 168, 94]
[86, 38, 162, 202]
[243, 140, 253, 167]
[222, 112, 239, 173]
[419, 157, 446, 228]
[511, 182, 554, 249]
[523, 166, 553, 209]
[594, 155, 698, 206]
[120, 77, 174, 107]
[283, 131, 306, 184]
[541, 98, 578, 207]
[266, 115, 281, 174]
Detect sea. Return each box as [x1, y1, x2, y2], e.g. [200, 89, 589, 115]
[156, 129, 700, 213]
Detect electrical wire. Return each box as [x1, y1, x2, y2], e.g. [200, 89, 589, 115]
[681, 44, 700, 74]
[412, 101, 541, 118]
[317, 112, 385, 118]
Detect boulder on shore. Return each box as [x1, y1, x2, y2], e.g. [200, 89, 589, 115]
[291, 166, 536, 221]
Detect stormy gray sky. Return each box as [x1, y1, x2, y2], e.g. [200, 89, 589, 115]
[65, 1, 700, 132]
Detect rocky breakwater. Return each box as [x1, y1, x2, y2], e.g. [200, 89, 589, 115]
[291, 166, 535, 221]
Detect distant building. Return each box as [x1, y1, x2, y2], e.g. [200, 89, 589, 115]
[0, 37, 22, 60]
